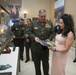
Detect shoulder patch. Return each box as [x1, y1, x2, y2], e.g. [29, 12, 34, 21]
[34, 27, 38, 29]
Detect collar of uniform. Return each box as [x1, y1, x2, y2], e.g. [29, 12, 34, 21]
[37, 19, 48, 24]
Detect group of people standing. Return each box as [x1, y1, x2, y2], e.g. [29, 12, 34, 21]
[11, 18, 32, 62]
[11, 9, 75, 75]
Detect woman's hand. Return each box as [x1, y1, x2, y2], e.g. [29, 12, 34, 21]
[48, 46, 57, 52]
[48, 46, 54, 51]
[13, 35, 16, 38]
[26, 39, 30, 42]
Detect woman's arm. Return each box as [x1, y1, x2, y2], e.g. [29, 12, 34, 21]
[48, 32, 74, 53]
[57, 32, 74, 53]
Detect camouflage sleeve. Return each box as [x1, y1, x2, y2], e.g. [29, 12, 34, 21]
[48, 22, 55, 40]
[48, 29, 55, 40]
[24, 25, 30, 39]
[25, 25, 35, 42]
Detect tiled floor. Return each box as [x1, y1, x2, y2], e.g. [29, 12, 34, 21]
[19, 47, 76, 75]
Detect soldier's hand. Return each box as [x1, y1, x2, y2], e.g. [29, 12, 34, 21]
[35, 37, 40, 43]
[26, 39, 29, 42]
[25, 34, 28, 37]
[13, 35, 16, 38]
[48, 46, 54, 51]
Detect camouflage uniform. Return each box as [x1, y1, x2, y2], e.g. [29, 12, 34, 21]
[26, 20, 55, 75]
[11, 23, 27, 60]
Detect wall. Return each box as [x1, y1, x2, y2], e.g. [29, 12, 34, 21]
[50, 0, 55, 25]
[21, 0, 54, 21]
[64, 0, 76, 46]
[64, 0, 76, 32]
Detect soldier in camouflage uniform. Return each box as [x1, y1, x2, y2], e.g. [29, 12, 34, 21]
[25, 18, 32, 63]
[26, 9, 55, 75]
[11, 18, 27, 61]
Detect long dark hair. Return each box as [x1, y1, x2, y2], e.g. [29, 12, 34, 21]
[60, 14, 75, 38]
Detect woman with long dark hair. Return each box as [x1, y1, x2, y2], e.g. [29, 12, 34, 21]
[48, 14, 75, 75]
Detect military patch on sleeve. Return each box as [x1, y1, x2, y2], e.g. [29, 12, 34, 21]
[22, 27, 25, 30]
[34, 27, 38, 29]
[45, 23, 51, 28]
[15, 28, 18, 30]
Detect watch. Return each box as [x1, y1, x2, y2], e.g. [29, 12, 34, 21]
[53, 48, 56, 52]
